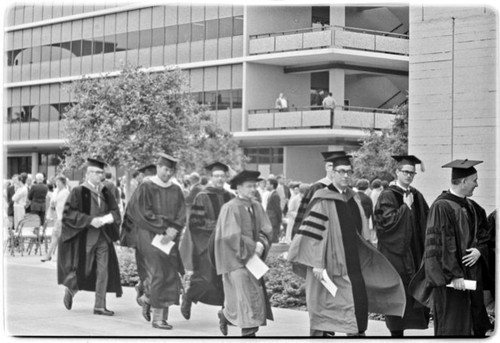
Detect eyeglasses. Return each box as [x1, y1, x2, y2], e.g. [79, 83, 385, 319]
[334, 169, 354, 176]
[399, 170, 417, 177]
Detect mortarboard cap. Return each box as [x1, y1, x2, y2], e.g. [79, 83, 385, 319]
[442, 159, 483, 180]
[392, 155, 425, 172]
[321, 151, 352, 168]
[229, 170, 261, 190]
[205, 161, 229, 173]
[87, 157, 107, 170]
[137, 163, 157, 176]
[157, 153, 178, 168]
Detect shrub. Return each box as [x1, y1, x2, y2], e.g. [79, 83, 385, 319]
[116, 246, 140, 287]
[265, 253, 306, 310]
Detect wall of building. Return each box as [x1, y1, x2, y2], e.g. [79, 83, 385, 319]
[409, 6, 498, 213]
[284, 145, 328, 183]
[345, 74, 406, 108]
[245, 62, 310, 111]
[246, 6, 311, 36]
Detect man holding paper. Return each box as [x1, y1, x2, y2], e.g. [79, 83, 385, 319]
[288, 151, 406, 337]
[418, 159, 493, 336]
[213, 170, 274, 337]
[58, 157, 122, 316]
[124, 153, 186, 330]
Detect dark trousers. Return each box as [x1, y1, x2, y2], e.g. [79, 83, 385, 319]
[32, 210, 46, 226]
[85, 235, 109, 309]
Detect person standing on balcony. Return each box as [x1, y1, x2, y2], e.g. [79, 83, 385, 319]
[322, 92, 336, 110]
[373, 155, 430, 336]
[275, 93, 288, 112]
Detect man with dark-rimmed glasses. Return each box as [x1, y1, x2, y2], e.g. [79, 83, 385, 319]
[373, 155, 430, 336]
[288, 151, 405, 336]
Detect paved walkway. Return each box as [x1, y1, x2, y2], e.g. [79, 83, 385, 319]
[3, 253, 434, 339]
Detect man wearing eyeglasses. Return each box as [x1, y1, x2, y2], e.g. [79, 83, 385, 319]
[373, 155, 430, 336]
[288, 151, 405, 337]
[58, 157, 122, 316]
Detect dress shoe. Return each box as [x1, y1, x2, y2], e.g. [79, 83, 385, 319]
[142, 302, 151, 322]
[135, 284, 144, 306]
[93, 308, 114, 316]
[180, 296, 192, 320]
[218, 310, 228, 336]
[63, 288, 73, 310]
[152, 320, 173, 330]
[41, 257, 51, 262]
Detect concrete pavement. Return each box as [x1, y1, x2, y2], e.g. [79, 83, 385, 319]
[3, 253, 434, 339]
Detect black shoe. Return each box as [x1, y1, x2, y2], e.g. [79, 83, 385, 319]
[63, 288, 73, 310]
[152, 320, 173, 330]
[135, 284, 144, 306]
[142, 302, 151, 322]
[218, 310, 228, 336]
[93, 308, 114, 316]
[180, 296, 192, 320]
[41, 256, 51, 262]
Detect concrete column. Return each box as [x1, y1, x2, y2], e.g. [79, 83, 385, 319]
[329, 68, 345, 107]
[31, 152, 39, 175]
[330, 5, 345, 27]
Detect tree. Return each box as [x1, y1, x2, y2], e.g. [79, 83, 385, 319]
[61, 64, 246, 183]
[351, 103, 408, 181]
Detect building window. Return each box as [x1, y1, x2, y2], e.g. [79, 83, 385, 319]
[243, 147, 284, 176]
[7, 156, 32, 178]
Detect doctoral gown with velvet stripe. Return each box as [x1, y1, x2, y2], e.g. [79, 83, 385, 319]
[288, 187, 405, 334]
[179, 186, 234, 305]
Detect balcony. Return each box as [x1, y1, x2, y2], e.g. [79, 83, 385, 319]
[249, 25, 409, 56]
[247, 106, 396, 131]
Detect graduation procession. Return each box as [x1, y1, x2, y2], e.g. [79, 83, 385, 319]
[5, 149, 495, 338]
[3, 2, 499, 340]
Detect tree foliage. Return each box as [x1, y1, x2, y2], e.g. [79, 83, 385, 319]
[61, 64, 246, 175]
[352, 104, 408, 181]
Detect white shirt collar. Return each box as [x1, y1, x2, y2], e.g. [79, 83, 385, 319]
[449, 188, 465, 198]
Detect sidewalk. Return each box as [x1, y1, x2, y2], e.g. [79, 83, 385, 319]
[3, 254, 434, 338]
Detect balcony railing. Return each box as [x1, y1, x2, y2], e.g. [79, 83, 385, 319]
[249, 25, 409, 56]
[247, 105, 395, 131]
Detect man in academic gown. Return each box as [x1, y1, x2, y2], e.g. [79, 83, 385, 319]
[417, 159, 493, 336]
[120, 163, 156, 307]
[373, 155, 430, 336]
[124, 153, 186, 330]
[179, 162, 235, 319]
[288, 152, 406, 337]
[213, 170, 274, 337]
[291, 151, 344, 238]
[58, 157, 122, 316]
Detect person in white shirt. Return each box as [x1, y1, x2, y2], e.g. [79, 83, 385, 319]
[275, 93, 288, 112]
[42, 175, 71, 262]
[12, 173, 28, 229]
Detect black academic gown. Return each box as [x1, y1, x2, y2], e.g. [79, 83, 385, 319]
[423, 191, 492, 336]
[57, 185, 123, 296]
[181, 187, 234, 305]
[125, 178, 186, 308]
[374, 184, 430, 331]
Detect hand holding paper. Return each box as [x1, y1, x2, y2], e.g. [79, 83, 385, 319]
[320, 270, 338, 297]
[446, 279, 476, 291]
[152, 234, 175, 255]
[246, 254, 269, 280]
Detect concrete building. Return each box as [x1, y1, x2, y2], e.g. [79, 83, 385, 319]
[4, 3, 409, 182]
[408, 5, 498, 214]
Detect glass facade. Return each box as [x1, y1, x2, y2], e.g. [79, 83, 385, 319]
[244, 147, 284, 176]
[6, 5, 244, 82]
[5, 4, 245, 178]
